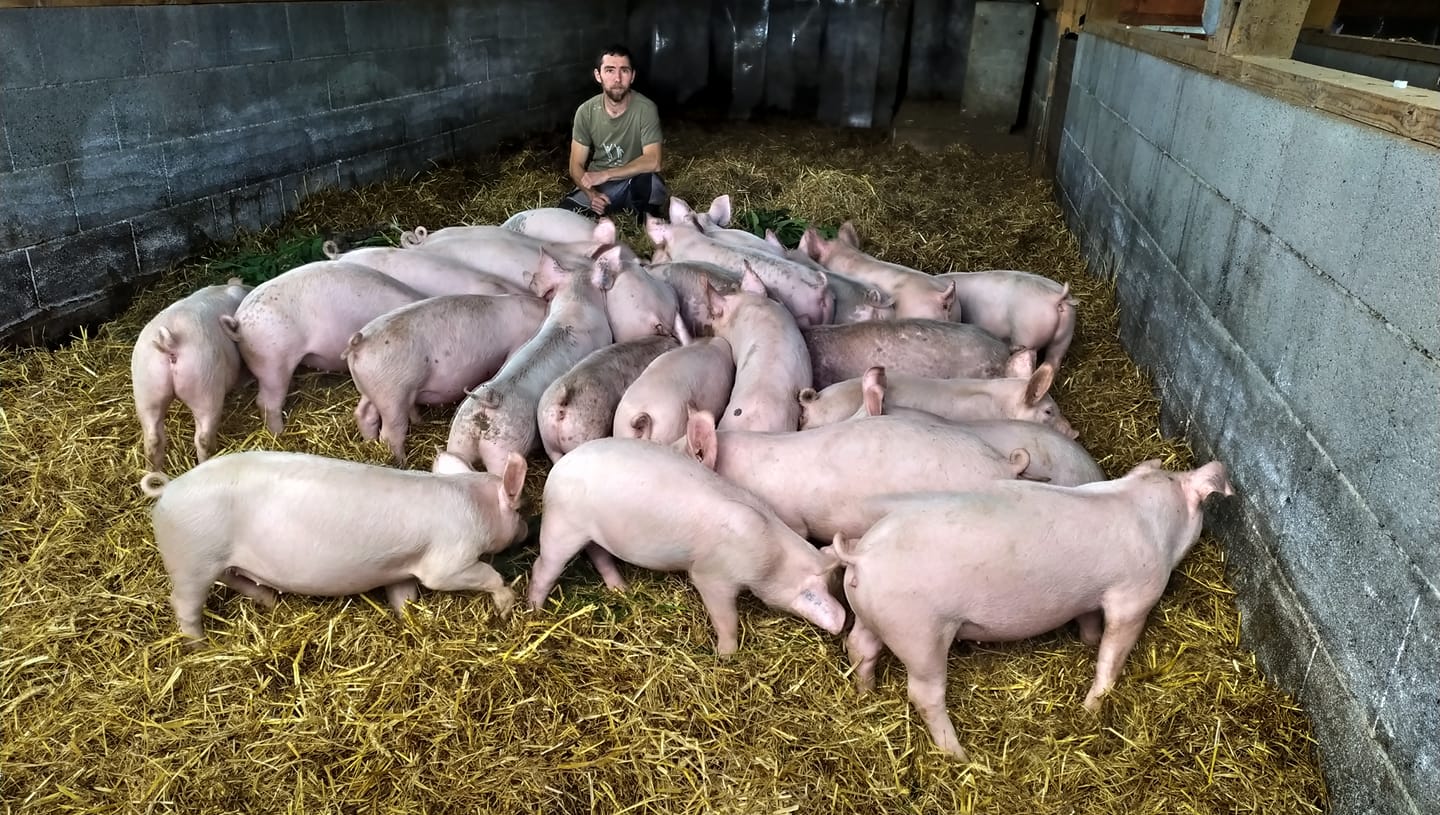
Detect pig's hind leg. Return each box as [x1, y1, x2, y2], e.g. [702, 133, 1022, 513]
[891, 621, 968, 759]
[585, 545, 629, 591]
[219, 570, 279, 608]
[527, 513, 592, 609]
[845, 615, 885, 693]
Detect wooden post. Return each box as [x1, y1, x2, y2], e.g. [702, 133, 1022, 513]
[1301, 0, 1341, 31]
[1222, 0, 1312, 57]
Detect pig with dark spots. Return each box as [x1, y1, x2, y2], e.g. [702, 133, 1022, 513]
[131, 278, 251, 469]
[502, 207, 603, 244]
[344, 293, 548, 464]
[536, 335, 680, 462]
[648, 260, 741, 336]
[802, 318, 1031, 389]
[704, 266, 812, 433]
[220, 262, 424, 435]
[446, 249, 615, 474]
[528, 419, 847, 656]
[142, 449, 530, 641]
[833, 460, 1234, 758]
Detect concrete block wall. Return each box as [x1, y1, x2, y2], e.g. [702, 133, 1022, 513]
[1025, 13, 1060, 136]
[0, 0, 625, 346]
[1056, 33, 1439, 815]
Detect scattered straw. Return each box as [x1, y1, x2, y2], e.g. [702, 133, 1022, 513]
[0, 118, 1325, 813]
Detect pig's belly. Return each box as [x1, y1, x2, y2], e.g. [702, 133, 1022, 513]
[230, 525, 416, 597]
[953, 604, 1088, 644]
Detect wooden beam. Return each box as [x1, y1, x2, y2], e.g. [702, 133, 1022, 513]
[1302, 0, 1342, 30]
[1225, 0, 1311, 56]
[1298, 29, 1440, 66]
[1089, 21, 1440, 147]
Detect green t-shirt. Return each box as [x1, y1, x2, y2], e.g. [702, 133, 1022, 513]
[572, 91, 662, 172]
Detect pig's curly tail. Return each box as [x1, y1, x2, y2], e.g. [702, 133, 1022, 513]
[139, 472, 170, 498]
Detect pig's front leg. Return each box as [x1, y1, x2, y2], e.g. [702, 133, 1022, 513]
[1082, 611, 1147, 711]
[584, 544, 628, 591]
[691, 574, 741, 657]
[220, 570, 279, 608]
[426, 560, 515, 618]
[385, 578, 420, 614]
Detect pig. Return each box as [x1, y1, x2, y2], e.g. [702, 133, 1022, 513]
[935, 269, 1078, 371]
[613, 337, 736, 445]
[767, 233, 896, 325]
[798, 363, 1075, 438]
[684, 410, 1030, 543]
[799, 224, 955, 320]
[404, 219, 623, 291]
[344, 293, 549, 464]
[322, 242, 526, 297]
[803, 318, 1032, 389]
[833, 459, 1234, 758]
[220, 261, 424, 435]
[536, 335, 680, 461]
[502, 207, 603, 244]
[141, 449, 530, 640]
[527, 423, 847, 656]
[647, 199, 833, 327]
[131, 278, 252, 470]
[648, 261, 741, 336]
[446, 248, 616, 474]
[603, 258, 691, 343]
[705, 266, 812, 433]
[691, 194, 787, 256]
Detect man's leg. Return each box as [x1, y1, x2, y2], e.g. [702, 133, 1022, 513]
[556, 187, 595, 216]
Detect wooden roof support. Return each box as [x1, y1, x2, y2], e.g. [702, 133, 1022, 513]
[1222, 0, 1313, 57]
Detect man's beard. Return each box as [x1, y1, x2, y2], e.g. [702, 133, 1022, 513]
[605, 86, 630, 104]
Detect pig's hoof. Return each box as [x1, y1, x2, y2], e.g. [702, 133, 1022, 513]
[1081, 694, 1104, 713]
[492, 588, 517, 619]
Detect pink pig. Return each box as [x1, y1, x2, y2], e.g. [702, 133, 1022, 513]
[322, 242, 526, 297]
[528, 421, 847, 656]
[131, 278, 251, 470]
[704, 266, 812, 433]
[344, 293, 549, 464]
[935, 269, 1078, 371]
[799, 223, 955, 320]
[502, 207, 604, 244]
[141, 449, 530, 640]
[799, 363, 1075, 438]
[220, 261, 424, 435]
[613, 337, 736, 445]
[833, 460, 1233, 758]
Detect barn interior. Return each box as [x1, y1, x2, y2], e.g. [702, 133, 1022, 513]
[1, 1, 1435, 813]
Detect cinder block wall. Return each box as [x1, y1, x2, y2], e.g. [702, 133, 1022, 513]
[1056, 33, 1439, 815]
[0, 0, 625, 345]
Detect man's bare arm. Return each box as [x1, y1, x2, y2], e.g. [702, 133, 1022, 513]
[581, 142, 663, 188]
[568, 140, 594, 192]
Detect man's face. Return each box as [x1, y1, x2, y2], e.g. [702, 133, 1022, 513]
[594, 54, 634, 103]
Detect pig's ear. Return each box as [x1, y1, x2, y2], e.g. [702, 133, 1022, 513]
[739, 263, 768, 296]
[669, 197, 694, 224]
[861, 367, 887, 417]
[708, 194, 732, 228]
[1024, 363, 1056, 405]
[645, 214, 669, 246]
[498, 452, 527, 510]
[219, 315, 242, 342]
[703, 278, 726, 320]
[1123, 458, 1165, 478]
[837, 221, 860, 248]
[683, 408, 718, 470]
[764, 229, 784, 250]
[592, 246, 624, 290]
[937, 280, 957, 318]
[1004, 348, 1037, 378]
[431, 450, 474, 475]
[593, 218, 618, 245]
[1186, 461, 1234, 508]
[529, 250, 566, 300]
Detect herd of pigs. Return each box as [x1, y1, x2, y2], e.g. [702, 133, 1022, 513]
[130, 194, 1232, 758]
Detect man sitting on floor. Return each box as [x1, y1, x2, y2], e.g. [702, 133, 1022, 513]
[558, 43, 669, 219]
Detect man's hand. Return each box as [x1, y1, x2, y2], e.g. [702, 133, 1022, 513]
[586, 189, 611, 214]
[581, 170, 610, 189]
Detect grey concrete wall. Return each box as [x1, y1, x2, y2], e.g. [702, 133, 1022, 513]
[1025, 13, 1060, 137]
[1293, 41, 1440, 92]
[0, 0, 625, 346]
[1056, 33, 1439, 815]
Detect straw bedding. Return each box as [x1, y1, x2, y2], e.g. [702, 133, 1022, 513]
[0, 118, 1325, 813]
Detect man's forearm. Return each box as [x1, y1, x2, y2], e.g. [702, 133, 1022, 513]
[588, 152, 661, 185]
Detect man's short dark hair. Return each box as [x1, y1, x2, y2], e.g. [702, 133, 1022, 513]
[596, 43, 633, 71]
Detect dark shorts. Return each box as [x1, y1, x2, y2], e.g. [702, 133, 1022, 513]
[559, 172, 670, 219]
